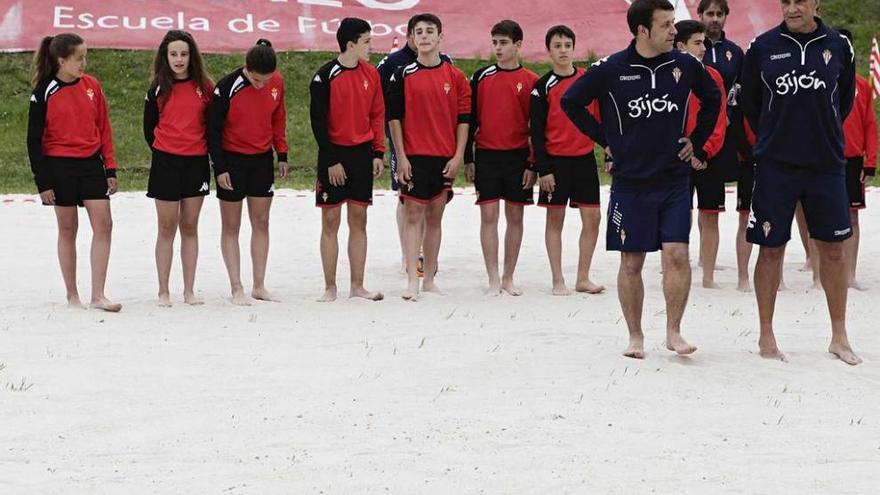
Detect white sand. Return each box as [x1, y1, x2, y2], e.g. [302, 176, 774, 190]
[1, 187, 879, 494]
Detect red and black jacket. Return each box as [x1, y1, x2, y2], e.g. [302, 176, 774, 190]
[144, 78, 213, 157]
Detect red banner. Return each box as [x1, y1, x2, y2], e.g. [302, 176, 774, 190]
[0, 0, 780, 61]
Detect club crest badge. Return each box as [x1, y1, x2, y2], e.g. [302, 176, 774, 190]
[620, 229, 627, 245]
[363, 79, 369, 91]
[271, 87, 279, 101]
[726, 50, 733, 62]
[407, 182, 414, 191]
[443, 82, 451, 94]
[86, 88, 95, 101]
[672, 67, 682, 83]
[822, 49, 832, 65]
[322, 192, 329, 202]
[516, 82, 523, 94]
[762, 221, 772, 238]
[547, 192, 553, 203]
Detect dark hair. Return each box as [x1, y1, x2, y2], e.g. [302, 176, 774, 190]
[31, 33, 83, 88]
[674, 20, 706, 45]
[246, 38, 276, 74]
[697, 0, 730, 15]
[544, 25, 576, 50]
[491, 20, 524, 44]
[837, 27, 853, 44]
[150, 30, 213, 102]
[336, 17, 372, 52]
[627, 0, 675, 36]
[407, 13, 442, 35]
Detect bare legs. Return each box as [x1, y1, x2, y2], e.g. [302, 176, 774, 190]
[319, 204, 383, 302]
[155, 197, 204, 306]
[219, 197, 276, 305]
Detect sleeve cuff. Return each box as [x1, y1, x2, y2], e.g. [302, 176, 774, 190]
[277, 152, 288, 163]
[457, 114, 470, 125]
[864, 167, 876, 177]
[104, 168, 117, 179]
[372, 150, 384, 160]
[35, 178, 52, 193]
[693, 148, 707, 163]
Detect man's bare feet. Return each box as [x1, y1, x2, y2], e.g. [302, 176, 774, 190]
[623, 333, 645, 359]
[317, 287, 337, 302]
[183, 292, 204, 305]
[422, 280, 443, 294]
[758, 334, 787, 362]
[350, 287, 384, 301]
[501, 279, 523, 296]
[67, 294, 85, 309]
[158, 293, 172, 307]
[702, 280, 721, 289]
[552, 281, 571, 296]
[737, 279, 752, 292]
[231, 288, 252, 306]
[829, 340, 862, 366]
[575, 280, 606, 294]
[90, 297, 122, 313]
[252, 287, 279, 302]
[666, 332, 697, 355]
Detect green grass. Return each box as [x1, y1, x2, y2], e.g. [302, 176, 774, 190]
[2, 6, 877, 193]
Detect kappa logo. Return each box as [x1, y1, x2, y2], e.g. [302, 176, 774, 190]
[313, 74, 321, 83]
[214, 87, 221, 96]
[199, 182, 209, 192]
[619, 74, 641, 82]
[770, 52, 792, 61]
[834, 228, 852, 236]
[672, 67, 682, 84]
[822, 49, 832, 65]
[268, 184, 275, 194]
[30, 94, 36, 103]
[531, 88, 540, 97]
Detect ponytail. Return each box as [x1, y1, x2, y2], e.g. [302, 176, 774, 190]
[246, 38, 277, 74]
[31, 33, 84, 88]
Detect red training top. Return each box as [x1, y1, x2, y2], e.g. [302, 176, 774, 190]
[144, 78, 213, 156]
[27, 74, 117, 191]
[385, 60, 471, 158]
[843, 75, 877, 172]
[309, 59, 385, 169]
[686, 66, 727, 160]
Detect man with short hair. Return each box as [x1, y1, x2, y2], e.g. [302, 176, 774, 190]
[562, 0, 721, 359]
[741, 0, 860, 364]
[465, 19, 539, 295]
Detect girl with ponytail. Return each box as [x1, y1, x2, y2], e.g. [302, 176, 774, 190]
[207, 38, 289, 305]
[143, 30, 213, 307]
[27, 33, 122, 312]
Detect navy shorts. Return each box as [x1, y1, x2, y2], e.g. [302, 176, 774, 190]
[606, 180, 691, 252]
[216, 151, 275, 202]
[746, 160, 852, 246]
[474, 148, 534, 205]
[736, 161, 754, 212]
[316, 143, 375, 208]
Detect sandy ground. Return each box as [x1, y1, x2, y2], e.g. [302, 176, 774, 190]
[1, 187, 879, 494]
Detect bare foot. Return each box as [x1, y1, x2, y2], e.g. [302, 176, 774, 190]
[702, 279, 721, 289]
[552, 281, 571, 296]
[422, 281, 443, 294]
[810, 280, 822, 290]
[736, 279, 752, 292]
[90, 297, 122, 313]
[183, 292, 204, 306]
[350, 287, 384, 301]
[847, 280, 866, 291]
[486, 278, 502, 296]
[666, 333, 697, 355]
[158, 293, 172, 307]
[575, 280, 606, 294]
[623, 333, 645, 359]
[758, 335, 787, 362]
[828, 341, 862, 366]
[501, 279, 523, 296]
[67, 295, 85, 309]
[231, 289, 252, 306]
[252, 287, 280, 302]
[317, 287, 337, 302]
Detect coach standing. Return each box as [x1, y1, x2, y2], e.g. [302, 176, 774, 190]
[741, 0, 859, 364]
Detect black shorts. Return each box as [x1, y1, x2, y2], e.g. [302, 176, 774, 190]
[316, 143, 375, 208]
[709, 137, 740, 183]
[147, 150, 210, 201]
[845, 157, 866, 210]
[44, 155, 109, 207]
[399, 155, 454, 204]
[736, 161, 754, 212]
[747, 160, 851, 246]
[691, 163, 726, 212]
[216, 151, 275, 202]
[474, 148, 534, 205]
[538, 153, 600, 208]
